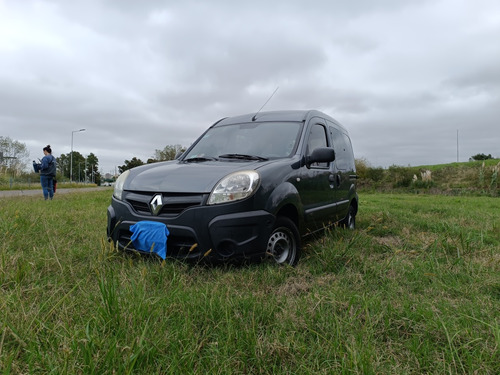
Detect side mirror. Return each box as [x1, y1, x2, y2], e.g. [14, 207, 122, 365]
[306, 147, 335, 167]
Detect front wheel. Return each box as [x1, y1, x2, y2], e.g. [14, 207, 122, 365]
[266, 217, 301, 266]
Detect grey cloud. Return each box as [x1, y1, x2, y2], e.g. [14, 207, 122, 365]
[1, 0, 499, 173]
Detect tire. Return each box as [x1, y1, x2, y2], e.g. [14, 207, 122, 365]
[340, 204, 356, 230]
[267, 217, 301, 266]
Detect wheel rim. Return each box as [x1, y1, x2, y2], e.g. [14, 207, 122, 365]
[267, 227, 296, 264]
[348, 212, 355, 229]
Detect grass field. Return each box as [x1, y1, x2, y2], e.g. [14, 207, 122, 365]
[1, 190, 499, 374]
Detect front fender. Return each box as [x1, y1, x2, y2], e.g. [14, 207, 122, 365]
[265, 181, 304, 222]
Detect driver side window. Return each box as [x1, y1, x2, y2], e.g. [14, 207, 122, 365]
[306, 124, 328, 168]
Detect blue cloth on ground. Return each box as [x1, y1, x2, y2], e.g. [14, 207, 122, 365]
[130, 221, 169, 259]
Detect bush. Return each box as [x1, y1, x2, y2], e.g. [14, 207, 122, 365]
[366, 167, 385, 182]
[387, 165, 415, 188]
[354, 158, 369, 179]
[470, 153, 493, 161]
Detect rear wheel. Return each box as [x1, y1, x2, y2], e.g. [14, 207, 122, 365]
[266, 217, 300, 266]
[340, 204, 356, 229]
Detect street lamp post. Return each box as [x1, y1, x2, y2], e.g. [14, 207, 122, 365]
[70, 129, 86, 183]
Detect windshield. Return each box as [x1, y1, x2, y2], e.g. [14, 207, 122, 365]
[184, 121, 303, 161]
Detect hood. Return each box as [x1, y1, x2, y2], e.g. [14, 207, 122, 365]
[125, 160, 263, 193]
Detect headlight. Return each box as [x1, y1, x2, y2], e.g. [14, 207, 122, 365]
[208, 170, 260, 205]
[113, 169, 130, 200]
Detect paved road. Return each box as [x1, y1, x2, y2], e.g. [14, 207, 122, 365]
[0, 186, 112, 198]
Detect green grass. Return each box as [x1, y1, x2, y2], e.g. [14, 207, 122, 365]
[419, 158, 500, 171]
[1, 191, 499, 374]
[355, 158, 500, 196]
[0, 180, 99, 191]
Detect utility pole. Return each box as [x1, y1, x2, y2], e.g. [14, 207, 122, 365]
[70, 128, 85, 182]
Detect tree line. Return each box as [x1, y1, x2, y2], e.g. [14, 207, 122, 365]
[56, 151, 101, 184]
[0, 137, 186, 183]
[0, 136, 101, 184]
[118, 144, 185, 173]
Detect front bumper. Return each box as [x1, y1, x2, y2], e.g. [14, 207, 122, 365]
[107, 195, 275, 262]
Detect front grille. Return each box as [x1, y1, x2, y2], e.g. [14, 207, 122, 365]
[129, 200, 150, 214]
[124, 192, 206, 217]
[117, 230, 203, 259]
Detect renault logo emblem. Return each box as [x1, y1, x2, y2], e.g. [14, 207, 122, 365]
[150, 194, 163, 215]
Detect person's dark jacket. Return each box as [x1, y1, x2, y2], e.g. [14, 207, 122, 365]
[40, 154, 57, 177]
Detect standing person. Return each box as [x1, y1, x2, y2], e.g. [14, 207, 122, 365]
[36, 145, 57, 200]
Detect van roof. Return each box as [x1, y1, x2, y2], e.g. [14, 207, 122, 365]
[213, 110, 347, 132]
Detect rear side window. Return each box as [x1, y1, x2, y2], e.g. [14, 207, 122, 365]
[330, 126, 355, 171]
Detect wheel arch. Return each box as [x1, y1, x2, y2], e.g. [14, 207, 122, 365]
[350, 194, 359, 215]
[265, 181, 304, 232]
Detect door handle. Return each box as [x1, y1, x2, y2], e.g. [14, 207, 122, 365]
[336, 174, 341, 187]
[329, 174, 341, 187]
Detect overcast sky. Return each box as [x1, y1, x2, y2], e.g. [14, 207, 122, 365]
[1, 0, 499, 174]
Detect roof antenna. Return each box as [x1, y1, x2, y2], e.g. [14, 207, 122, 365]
[252, 86, 279, 121]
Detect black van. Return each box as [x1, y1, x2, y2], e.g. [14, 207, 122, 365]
[107, 110, 358, 265]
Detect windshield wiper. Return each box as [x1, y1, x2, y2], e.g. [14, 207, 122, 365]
[185, 157, 218, 162]
[218, 153, 269, 161]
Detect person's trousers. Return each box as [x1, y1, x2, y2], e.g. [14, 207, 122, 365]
[40, 175, 54, 200]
